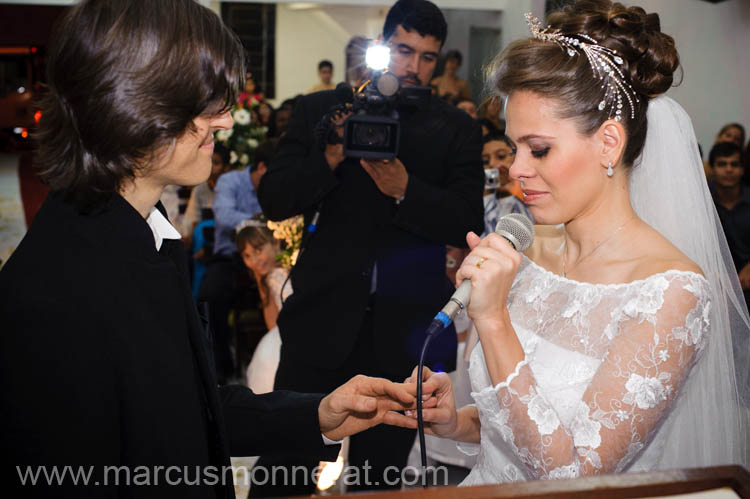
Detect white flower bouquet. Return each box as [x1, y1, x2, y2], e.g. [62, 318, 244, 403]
[267, 216, 304, 268]
[214, 98, 268, 168]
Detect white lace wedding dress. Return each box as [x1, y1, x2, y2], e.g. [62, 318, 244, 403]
[460, 256, 711, 484]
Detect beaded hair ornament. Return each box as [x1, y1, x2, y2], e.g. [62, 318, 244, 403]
[525, 13, 639, 121]
[235, 218, 267, 233]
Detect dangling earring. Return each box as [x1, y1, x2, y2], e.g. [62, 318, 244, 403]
[607, 160, 614, 177]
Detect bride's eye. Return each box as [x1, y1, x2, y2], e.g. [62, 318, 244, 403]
[531, 147, 550, 159]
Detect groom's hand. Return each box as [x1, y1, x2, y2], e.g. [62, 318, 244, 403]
[318, 375, 431, 441]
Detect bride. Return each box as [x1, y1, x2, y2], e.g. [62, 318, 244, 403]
[388, 0, 749, 482]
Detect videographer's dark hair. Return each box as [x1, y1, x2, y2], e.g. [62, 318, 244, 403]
[383, 0, 447, 46]
[318, 60, 333, 71]
[252, 138, 280, 173]
[35, 0, 245, 208]
[709, 141, 743, 167]
[445, 49, 462, 65]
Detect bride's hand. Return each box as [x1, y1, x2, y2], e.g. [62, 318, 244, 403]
[456, 231, 522, 332]
[383, 366, 457, 439]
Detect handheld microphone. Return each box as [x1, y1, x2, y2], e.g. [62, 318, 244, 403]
[433, 213, 534, 331]
[415, 213, 534, 481]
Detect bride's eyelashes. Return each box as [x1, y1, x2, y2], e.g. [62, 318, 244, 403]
[531, 146, 550, 159]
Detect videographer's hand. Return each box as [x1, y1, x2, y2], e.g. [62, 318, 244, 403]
[325, 110, 352, 171]
[360, 157, 408, 199]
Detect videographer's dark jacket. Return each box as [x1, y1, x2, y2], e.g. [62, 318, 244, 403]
[258, 90, 484, 376]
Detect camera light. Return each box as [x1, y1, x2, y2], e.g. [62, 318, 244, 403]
[365, 44, 390, 71]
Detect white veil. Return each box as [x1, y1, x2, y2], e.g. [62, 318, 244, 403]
[629, 96, 750, 468]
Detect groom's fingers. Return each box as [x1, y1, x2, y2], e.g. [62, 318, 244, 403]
[332, 393, 377, 414]
[379, 379, 419, 405]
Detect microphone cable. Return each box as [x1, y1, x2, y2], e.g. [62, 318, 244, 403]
[416, 314, 451, 487]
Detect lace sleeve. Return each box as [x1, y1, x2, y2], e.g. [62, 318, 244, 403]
[265, 267, 291, 310]
[473, 273, 711, 479]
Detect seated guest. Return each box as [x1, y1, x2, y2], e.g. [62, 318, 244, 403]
[213, 139, 277, 258]
[481, 130, 531, 236]
[236, 215, 287, 331]
[478, 118, 499, 137]
[709, 141, 750, 301]
[238, 71, 263, 107]
[457, 98, 478, 119]
[274, 106, 292, 138]
[716, 122, 746, 148]
[0, 1, 424, 496]
[235, 216, 288, 394]
[431, 49, 471, 104]
[479, 95, 505, 132]
[257, 101, 276, 136]
[185, 142, 230, 240]
[186, 143, 230, 297]
[200, 139, 278, 382]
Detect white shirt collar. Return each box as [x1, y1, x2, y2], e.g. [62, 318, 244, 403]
[145, 207, 182, 250]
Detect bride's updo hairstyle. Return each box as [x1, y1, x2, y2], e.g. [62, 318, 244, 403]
[487, 0, 680, 168]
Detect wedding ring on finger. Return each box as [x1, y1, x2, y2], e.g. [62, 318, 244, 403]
[476, 257, 487, 269]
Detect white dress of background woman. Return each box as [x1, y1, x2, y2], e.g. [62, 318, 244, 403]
[246, 269, 290, 394]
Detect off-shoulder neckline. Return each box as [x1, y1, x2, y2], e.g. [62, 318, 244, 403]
[524, 256, 708, 290]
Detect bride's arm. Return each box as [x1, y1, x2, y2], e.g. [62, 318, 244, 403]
[451, 405, 481, 443]
[476, 273, 710, 479]
[385, 368, 482, 443]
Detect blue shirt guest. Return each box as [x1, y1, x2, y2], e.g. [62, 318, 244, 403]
[200, 139, 277, 382]
[0, 1, 425, 497]
[212, 163, 264, 257]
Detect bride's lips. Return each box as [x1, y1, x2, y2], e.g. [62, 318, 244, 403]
[522, 189, 548, 202]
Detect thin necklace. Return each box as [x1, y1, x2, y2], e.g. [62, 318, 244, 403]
[562, 216, 636, 278]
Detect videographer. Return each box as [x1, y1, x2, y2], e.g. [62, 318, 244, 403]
[256, 0, 484, 494]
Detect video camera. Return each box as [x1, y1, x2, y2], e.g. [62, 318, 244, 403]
[342, 43, 431, 160]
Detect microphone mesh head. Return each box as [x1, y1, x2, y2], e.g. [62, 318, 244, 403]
[495, 213, 535, 251]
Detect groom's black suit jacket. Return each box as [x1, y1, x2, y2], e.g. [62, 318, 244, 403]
[0, 193, 338, 498]
[259, 90, 485, 377]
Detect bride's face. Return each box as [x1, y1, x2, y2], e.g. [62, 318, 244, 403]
[506, 90, 604, 225]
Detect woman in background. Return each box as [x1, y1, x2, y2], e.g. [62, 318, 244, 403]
[715, 122, 746, 148]
[236, 217, 289, 393]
